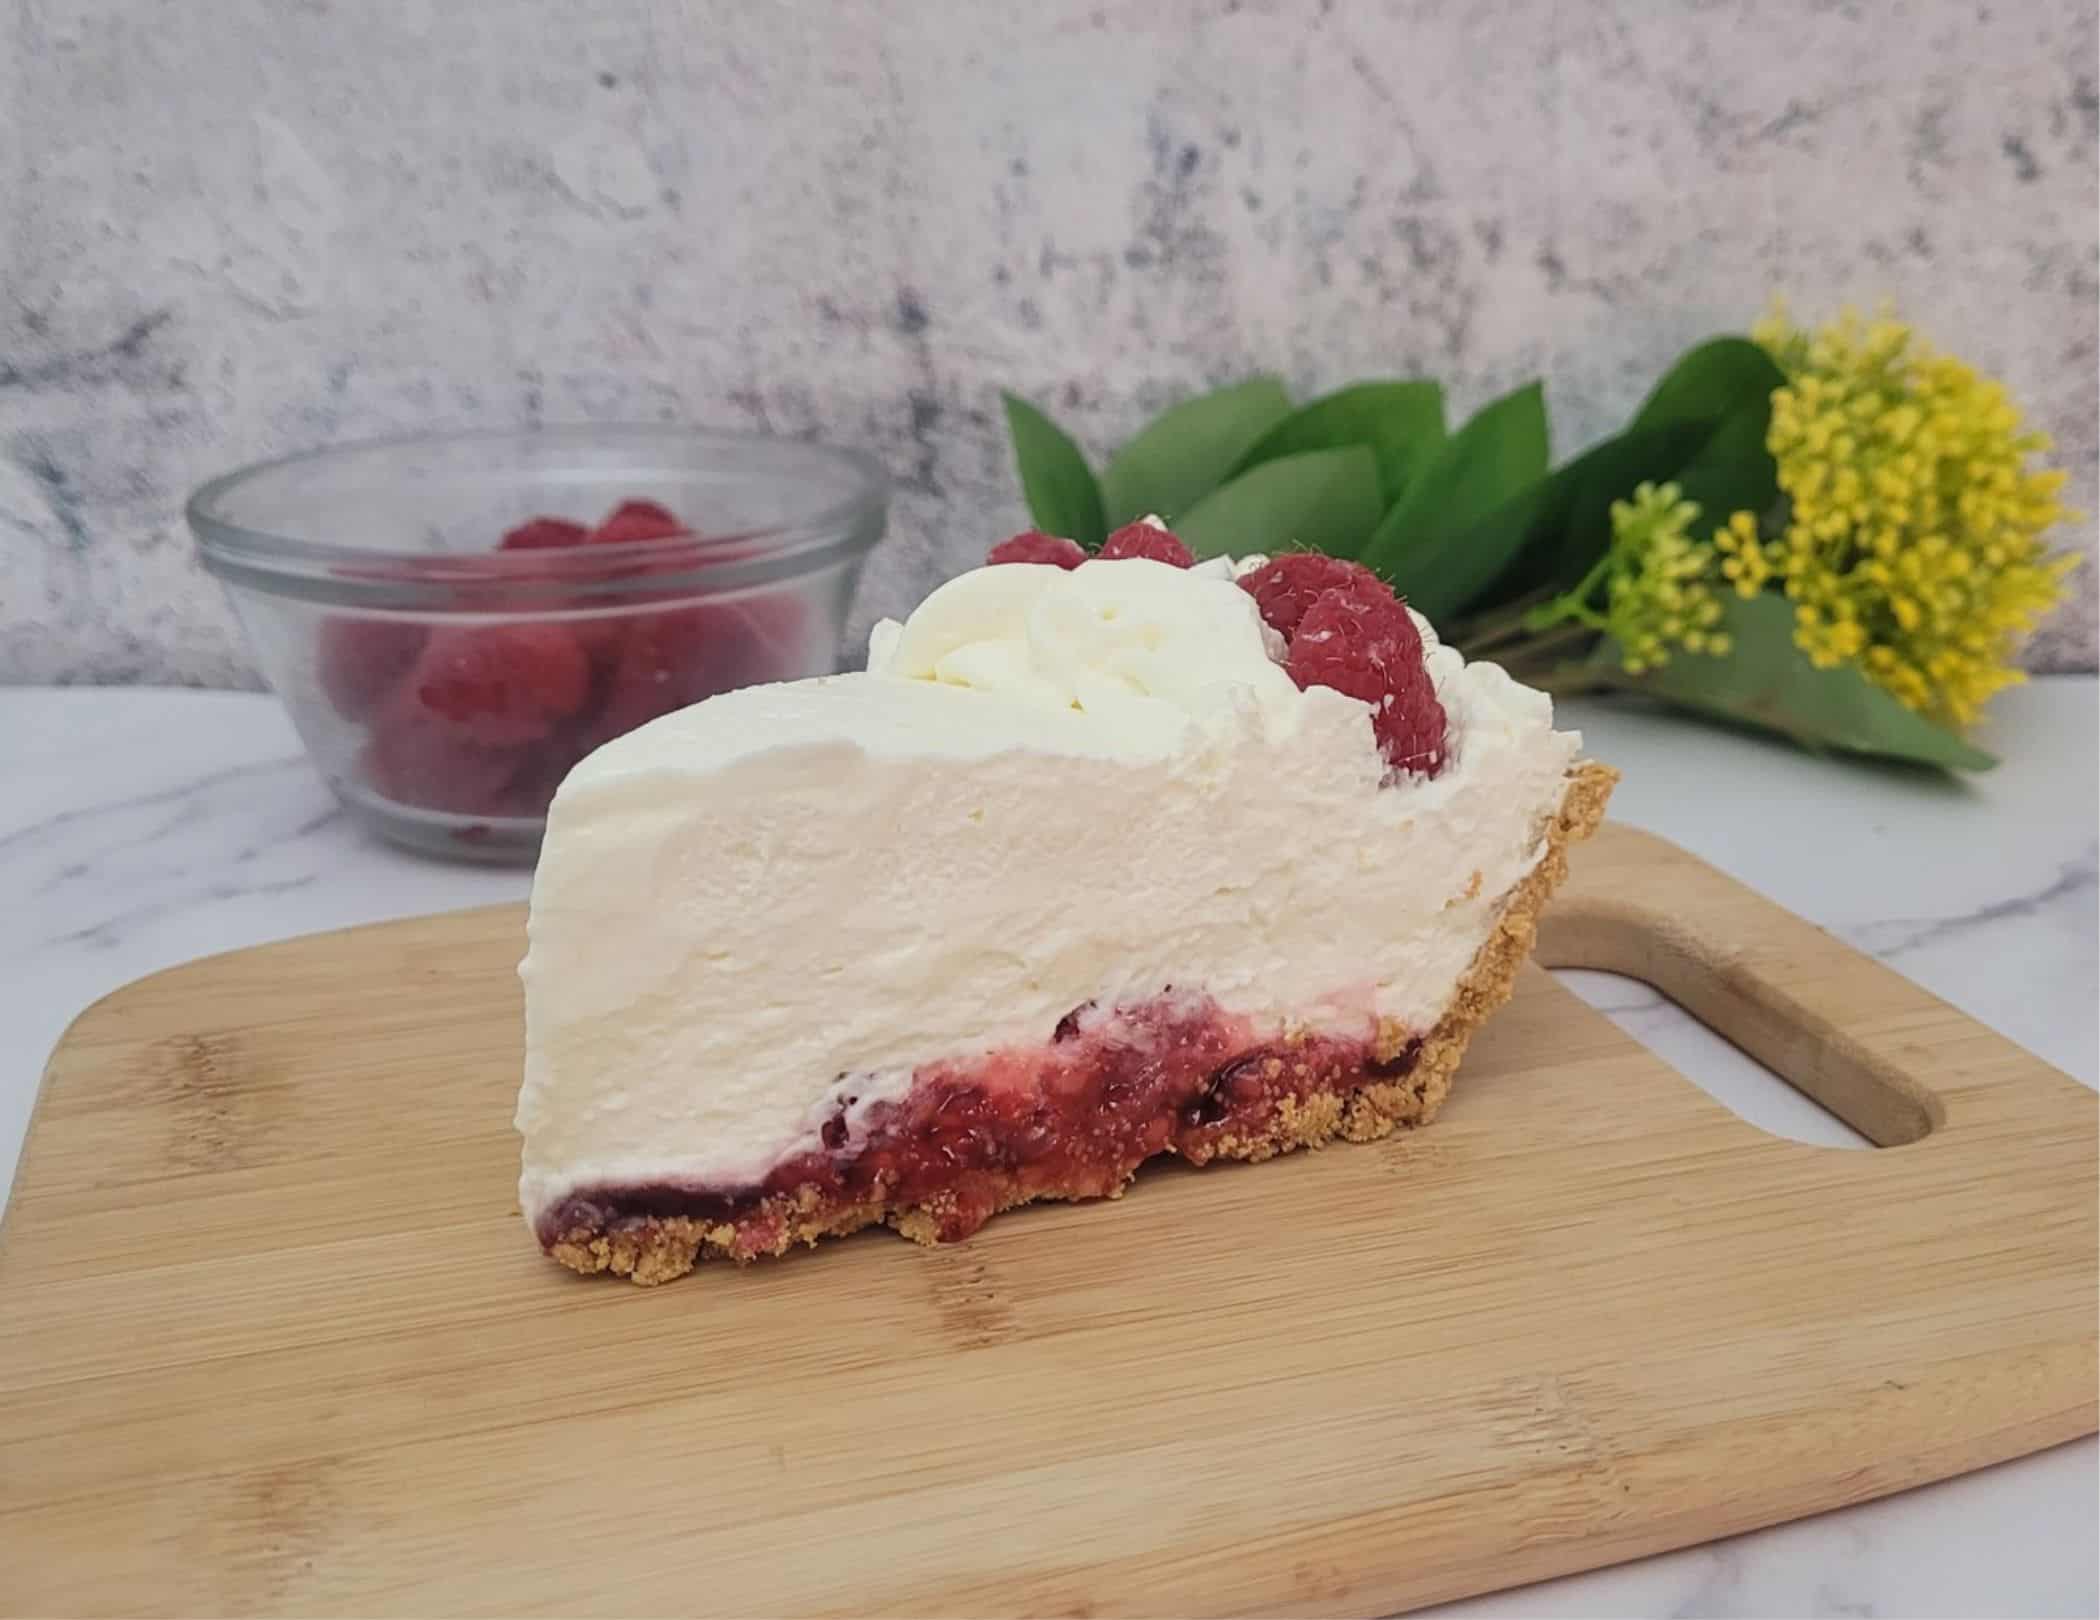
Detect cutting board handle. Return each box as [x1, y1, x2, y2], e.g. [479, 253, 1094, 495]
[1537, 824, 2088, 1147]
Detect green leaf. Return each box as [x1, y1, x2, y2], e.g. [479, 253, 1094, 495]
[1230, 381, 1446, 508]
[1490, 339, 1787, 609]
[1099, 376, 1292, 529]
[1633, 337, 1787, 432]
[1603, 593, 1997, 771]
[1384, 381, 1549, 541]
[1631, 334, 1786, 541]
[1668, 393, 1781, 528]
[1414, 428, 1688, 631]
[1358, 381, 1551, 624]
[1002, 392, 1106, 548]
[1173, 446, 1384, 563]
[1535, 426, 1706, 581]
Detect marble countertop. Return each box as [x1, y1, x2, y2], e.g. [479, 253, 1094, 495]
[3, 682, 2094, 1617]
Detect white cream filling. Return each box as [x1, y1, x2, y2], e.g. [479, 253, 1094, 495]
[515, 555, 1580, 1223]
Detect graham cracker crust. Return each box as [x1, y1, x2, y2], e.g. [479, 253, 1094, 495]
[548, 760, 1618, 1285]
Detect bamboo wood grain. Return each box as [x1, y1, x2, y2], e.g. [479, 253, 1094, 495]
[0, 824, 2091, 1617]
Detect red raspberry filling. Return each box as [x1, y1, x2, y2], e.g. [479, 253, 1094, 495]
[1238, 554, 1449, 778]
[986, 530, 1087, 569]
[540, 989, 1424, 1254]
[329, 499, 809, 824]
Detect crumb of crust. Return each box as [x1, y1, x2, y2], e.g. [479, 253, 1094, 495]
[1442, 869, 1484, 911]
[546, 760, 1618, 1285]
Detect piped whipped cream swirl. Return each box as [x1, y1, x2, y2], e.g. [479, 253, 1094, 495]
[866, 553, 1300, 750]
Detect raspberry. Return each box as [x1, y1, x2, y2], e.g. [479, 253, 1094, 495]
[360, 687, 532, 816]
[584, 593, 808, 748]
[590, 499, 686, 545]
[1284, 583, 1409, 704]
[591, 612, 715, 739]
[1375, 678, 1450, 777]
[1286, 578, 1448, 777]
[410, 624, 591, 746]
[1095, 522, 1195, 567]
[493, 723, 598, 818]
[316, 618, 427, 721]
[1237, 553, 1383, 642]
[500, 517, 590, 551]
[557, 601, 631, 667]
[985, 530, 1086, 568]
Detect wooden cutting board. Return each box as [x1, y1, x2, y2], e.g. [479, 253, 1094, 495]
[1, 825, 2092, 1618]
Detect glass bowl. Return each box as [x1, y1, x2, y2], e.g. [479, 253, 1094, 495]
[188, 425, 888, 863]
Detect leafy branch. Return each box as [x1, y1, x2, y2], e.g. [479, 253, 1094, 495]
[998, 315, 2072, 773]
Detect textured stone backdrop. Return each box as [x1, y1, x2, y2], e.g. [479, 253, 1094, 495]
[3, 0, 2094, 685]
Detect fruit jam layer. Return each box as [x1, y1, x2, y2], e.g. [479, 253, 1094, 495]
[537, 990, 1424, 1254]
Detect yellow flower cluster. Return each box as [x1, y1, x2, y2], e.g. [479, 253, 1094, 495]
[1714, 509, 1778, 596]
[1602, 481, 1731, 673]
[1753, 305, 2076, 726]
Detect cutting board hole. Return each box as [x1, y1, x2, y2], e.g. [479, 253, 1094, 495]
[1550, 969, 1875, 1149]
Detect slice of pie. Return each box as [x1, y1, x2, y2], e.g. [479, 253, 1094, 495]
[516, 526, 1614, 1284]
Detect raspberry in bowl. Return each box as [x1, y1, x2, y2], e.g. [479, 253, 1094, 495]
[187, 426, 888, 862]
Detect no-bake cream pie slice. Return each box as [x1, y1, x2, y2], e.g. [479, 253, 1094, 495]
[515, 523, 1614, 1284]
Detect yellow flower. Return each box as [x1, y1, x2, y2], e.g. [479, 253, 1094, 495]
[1714, 508, 1779, 597]
[1754, 302, 2077, 727]
[1599, 481, 1732, 672]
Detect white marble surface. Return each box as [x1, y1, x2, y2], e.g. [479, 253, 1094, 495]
[2, 681, 2094, 1617]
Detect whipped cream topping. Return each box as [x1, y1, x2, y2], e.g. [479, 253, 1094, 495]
[516, 554, 1581, 1225]
[866, 554, 1301, 749]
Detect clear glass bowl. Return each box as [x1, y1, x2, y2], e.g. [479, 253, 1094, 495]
[188, 425, 888, 863]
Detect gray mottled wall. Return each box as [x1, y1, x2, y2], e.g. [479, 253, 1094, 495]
[3, 0, 2094, 685]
